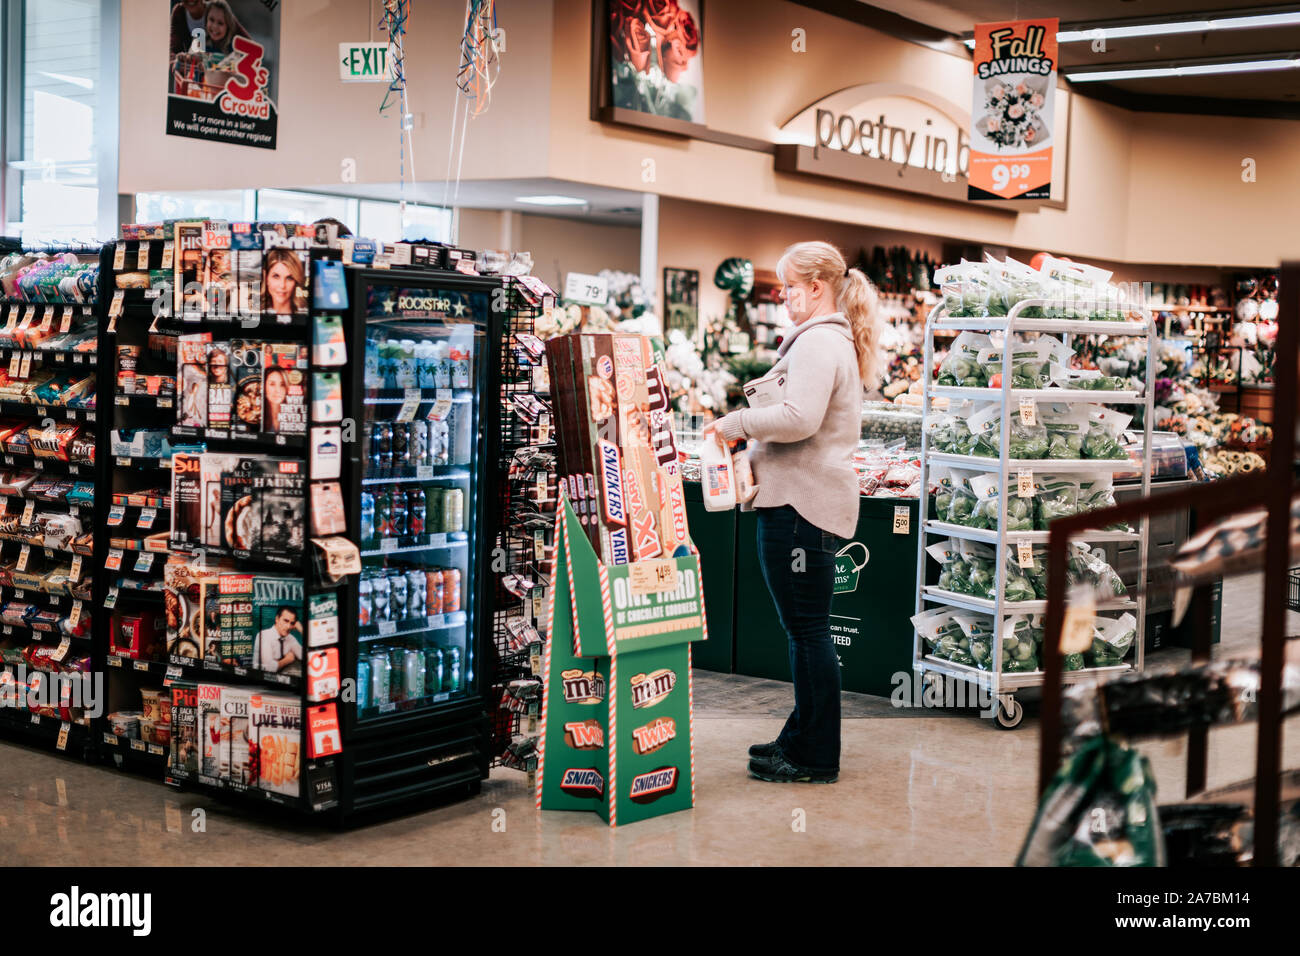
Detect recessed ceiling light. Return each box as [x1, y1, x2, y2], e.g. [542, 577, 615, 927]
[514, 195, 588, 206]
[1066, 57, 1300, 82]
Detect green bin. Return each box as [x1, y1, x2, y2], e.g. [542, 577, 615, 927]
[683, 480, 737, 673]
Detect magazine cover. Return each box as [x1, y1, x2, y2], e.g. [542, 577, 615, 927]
[174, 221, 206, 316]
[231, 339, 263, 439]
[251, 576, 303, 677]
[261, 234, 310, 317]
[254, 458, 305, 557]
[220, 686, 253, 786]
[218, 572, 255, 668]
[251, 692, 302, 798]
[262, 342, 308, 436]
[198, 682, 223, 783]
[231, 222, 263, 316]
[169, 682, 199, 778]
[207, 341, 233, 431]
[203, 453, 240, 547]
[170, 452, 204, 549]
[178, 332, 211, 428]
[203, 221, 234, 315]
[219, 454, 259, 551]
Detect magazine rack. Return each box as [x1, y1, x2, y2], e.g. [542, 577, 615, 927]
[536, 496, 706, 826]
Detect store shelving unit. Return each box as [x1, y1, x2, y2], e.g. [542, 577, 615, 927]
[914, 300, 1156, 728]
[488, 276, 557, 776]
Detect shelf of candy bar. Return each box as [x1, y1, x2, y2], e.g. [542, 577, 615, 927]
[0, 640, 95, 747]
[489, 278, 558, 767]
[855, 441, 921, 498]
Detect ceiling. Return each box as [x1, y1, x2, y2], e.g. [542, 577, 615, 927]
[317, 179, 645, 226]
[850, 1, 1300, 116]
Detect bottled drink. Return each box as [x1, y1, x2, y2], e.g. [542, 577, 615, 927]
[362, 421, 374, 469]
[397, 340, 418, 389]
[407, 486, 426, 536]
[430, 418, 449, 465]
[382, 340, 400, 390]
[357, 572, 373, 626]
[373, 422, 392, 473]
[371, 572, 391, 622]
[464, 642, 473, 687]
[425, 569, 444, 615]
[391, 417, 409, 471]
[374, 489, 392, 538]
[403, 648, 425, 699]
[409, 420, 429, 468]
[370, 650, 391, 705]
[433, 341, 451, 389]
[449, 328, 473, 389]
[364, 335, 381, 389]
[388, 647, 407, 701]
[424, 647, 444, 695]
[416, 341, 436, 389]
[390, 488, 408, 538]
[406, 569, 426, 617]
[357, 657, 371, 710]
[390, 570, 408, 621]
[442, 568, 461, 613]
[445, 646, 462, 693]
[360, 492, 375, 545]
[443, 488, 464, 533]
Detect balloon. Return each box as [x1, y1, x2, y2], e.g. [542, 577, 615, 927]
[1029, 252, 1050, 271]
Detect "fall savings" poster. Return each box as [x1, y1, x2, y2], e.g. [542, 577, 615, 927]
[167, 0, 281, 150]
[968, 18, 1058, 201]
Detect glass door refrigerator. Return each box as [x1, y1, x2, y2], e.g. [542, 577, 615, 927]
[337, 267, 501, 816]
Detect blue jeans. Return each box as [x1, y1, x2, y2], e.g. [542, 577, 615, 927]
[755, 505, 841, 772]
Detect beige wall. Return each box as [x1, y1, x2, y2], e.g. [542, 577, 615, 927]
[550, 0, 1298, 269]
[119, 0, 553, 193]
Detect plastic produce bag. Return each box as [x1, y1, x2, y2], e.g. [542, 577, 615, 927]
[1078, 476, 1130, 532]
[957, 540, 997, 599]
[977, 339, 1052, 390]
[945, 480, 984, 527]
[1034, 475, 1080, 530]
[1017, 734, 1165, 867]
[1001, 257, 1050, 317]
[930, 464, 954, 518]
[926, 540, 964, 593]
[967, 403, 1048, 460]
[1089, 613, 1137, 667]
[1065, 543, 1128, 598]
[1040, 404, 1089, 459]
[1004, 554, 1038, 603]
[970, 473, 1034, 531]
[936, 332, 991, 387]
[1006, 545, 1048, 600]
[910, 606, 959, 653]
[928, 407, 976, 455]
[954, 612, 997, 670]
[936, 261, 989, 317]
[1000, 615, 1041, 673]
[1082, 408, 1131, 460]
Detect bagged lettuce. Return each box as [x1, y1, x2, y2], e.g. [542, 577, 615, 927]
[1040, 403, 1089, 459]
[1034, 475, 1080, 529]
[957, 540, 997, 599]
[967, 403, 1048, 460]
[1000, 615, 1042, 673]
[1082, 408, 1131, 460]
[954, 612, 997, 670]
[1003, 547, 1039, 603]
[946, 479, 984, 527]
[977, 338, 1051, 390]
[1000, 256, 1051, 317]
[930, 464, 955, 519]
[1078, 475, 1130, 532]
[936, 261, 989, 317]
[936, 332, 992, 387]
[911, 606, 960, 652]
[928, 405, 978, 455]
[1088, 612, 1137, 667]
[1063, 653, 1086, 671]
[1065, 542, 1128, 597]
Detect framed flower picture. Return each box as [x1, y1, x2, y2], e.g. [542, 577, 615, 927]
[663, 267, 700, 341]
[604, 0, 705, 127]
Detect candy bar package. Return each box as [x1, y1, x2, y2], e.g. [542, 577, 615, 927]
[206, 341, 233, 431]
[177, 332, 211, 428]
[169, 682, 199, 779]
[261, 342, 308, 437]
[251, 692, 302, 797]
[230, 339, 264, 439]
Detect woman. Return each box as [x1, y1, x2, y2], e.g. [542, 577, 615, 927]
[262, 248, 305, 315]
[263, 368, 288, 432]
[710, 241, 881, 784]
[203, 1, 245, 55]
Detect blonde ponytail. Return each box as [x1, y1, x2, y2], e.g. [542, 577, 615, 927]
[775, 240, 883, 390]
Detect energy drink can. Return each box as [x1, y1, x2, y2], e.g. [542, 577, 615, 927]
[442, 568, 461, 613]
[409, 420, 428, 467]
[442, 488, 463, 533]
[390, 570, 408, 621]
[371, 572, 391, 622]
[388, 647, 406, 701]
[406, 570, 426, 618]
[357, 658, 371, 710]
[391, 418, 409, 470]
[357, 572, 373, 626]
[445, 646, 462, 693]
[424, 647, 444, 694]
[425, 569, 444, 615]
[370, 650, 390, 705]
[403, 648, 425, 699]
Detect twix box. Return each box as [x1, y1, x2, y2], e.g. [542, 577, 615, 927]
[612, 334, 662, 561]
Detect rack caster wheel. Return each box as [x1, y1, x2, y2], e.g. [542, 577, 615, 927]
[994, 695, 1023, 730]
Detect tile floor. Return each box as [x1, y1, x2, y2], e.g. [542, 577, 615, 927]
[1, 573, 1296, 866]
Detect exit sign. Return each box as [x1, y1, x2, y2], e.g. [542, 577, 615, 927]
[339, 42, 394, 83]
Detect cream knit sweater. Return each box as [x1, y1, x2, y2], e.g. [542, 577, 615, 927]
[716, 312, 862, 539]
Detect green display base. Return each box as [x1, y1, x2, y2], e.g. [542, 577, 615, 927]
[537, 498, 707, 826]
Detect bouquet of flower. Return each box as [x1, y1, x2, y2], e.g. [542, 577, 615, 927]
[609, 0, 702, 122]
[981, 79, 1047, 149]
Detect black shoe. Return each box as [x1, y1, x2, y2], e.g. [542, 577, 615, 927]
[748, 752, 838, 784]
[748, 740, 781, 760]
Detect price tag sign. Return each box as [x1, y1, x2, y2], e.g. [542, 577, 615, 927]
[39, 307, 53, 332]
[563, 272, 609, 307]
[70, 555, 83, 581]
[1017, 469, 1035, 498]
[534, 529, 546, 561]
[379, 538, 397, 552]
[628, 558, 678, 596]
[59, 308, 73, 334]
[1060, 595, 1096, 654]
[1018, 398, 1037, 426]
[18, 352, 32, 379]
[51, 638, 71, 663]
[7, 353, 19, 377]
[535, 472, 547, 501]
[165, 665, 184, 681]
[56, 722, 70, 751]
[428, 388, 453, 422]
[137, 242, 151, 270]
[396, 388, 421, 423]
[379, 620, 396, 636]
[138, 508, 157, 529]
[105, 549, 124, 571]
[21, 499, 35, 524]
[16, 545, 30, 572]
[415, 465, 433, 479]
[113, 242, 127, 270]
[0, 497, 7, 517]
[538, 411, 551, 445]
[134, 551, 155, 573]
[1016, 540, 1034, 569]
[133, 660, 150, 672]
[107, 505, 126, 526]
[161, 241, 174, 269]
[109, 290, 125, 318]
[69, 601, 83, 629]
[532, 588, 545, 622]
[892, 506, 910, 535]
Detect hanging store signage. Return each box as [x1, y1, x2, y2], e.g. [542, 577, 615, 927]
[774, 83, 973, 203]
[968, 18, 1059, 201]
[167, 1, 281, 150]
[339, 42, 395, 83]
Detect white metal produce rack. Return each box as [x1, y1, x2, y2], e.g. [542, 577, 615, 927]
[913, 300, 1156, 728]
